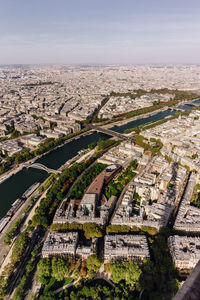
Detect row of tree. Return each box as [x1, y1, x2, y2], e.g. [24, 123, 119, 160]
[3, 217, 22, 245]
[13, 245, 39, 300]
[50, 223, 103, 239]
[0, 231, 31, 298]
[96, 89, 198, 125]
[68, 163, 107, 200]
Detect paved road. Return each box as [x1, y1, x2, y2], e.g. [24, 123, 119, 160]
[8, 229, 45, 299]
[0, 190, 40, 269]
[24, 188, 50, 227]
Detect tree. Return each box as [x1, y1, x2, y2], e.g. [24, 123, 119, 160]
[83, 223, 103, 239]
[3, 218, 22, 245]
[110, 260, 142, 289]
[11, 232, 30, 263]
[52, 257, 69, 281]
[56, 192, 63, 201]
[86, 255, 102, 276]
[39, 291, 56, 300]
[80, 261, 87, 278]
[37, 258, 51, 283]
[0, 276, 9, 298]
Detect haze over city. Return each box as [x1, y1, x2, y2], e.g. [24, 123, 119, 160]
[1, 0, 200, 64]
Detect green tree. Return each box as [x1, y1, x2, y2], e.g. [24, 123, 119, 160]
[11, 232, 30, 264]
[83, 223, 103, 239]
[110, 260, 142, 289]
[52, 257, 69, 281]
[86, 255, 102, 277]
[3, 218, 22, 245]
[37, 258, 51, 283]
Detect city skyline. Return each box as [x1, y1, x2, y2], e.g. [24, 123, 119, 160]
[1, 0, 200, 64]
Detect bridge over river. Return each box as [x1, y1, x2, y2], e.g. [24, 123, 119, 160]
[24, 163, 61, 174]
[87, 124, 135, 141]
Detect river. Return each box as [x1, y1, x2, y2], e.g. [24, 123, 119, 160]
[110, 103, 195, 133]
[36, 132, 109, 169]
[0, 132, 108, 218]
[0, 168, 48, 219]
[0, 102, 198, 218]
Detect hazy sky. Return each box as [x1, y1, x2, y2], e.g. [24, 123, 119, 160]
[0, 0, 200, 64]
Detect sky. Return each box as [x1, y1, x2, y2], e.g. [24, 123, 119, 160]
[0, 0, 200, 64]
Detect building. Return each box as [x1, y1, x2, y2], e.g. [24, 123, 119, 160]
[168, 235, 200, 269]
[104, 234, 150, 262]
[98, 141, 144, 166]
[53, 165, 121, 225]
[174, 173, 200, 232]
[42, 232, 78, 258]
[40, 129, 64, 139]
[20, 134, 46, 147]
[0, 140, 22, 156]
[76, 237, 97, 259]
[111, 158, 187, 230]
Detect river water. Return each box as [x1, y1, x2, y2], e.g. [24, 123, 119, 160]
[0, 168, 48, 218]
[0, 102, 198, 218]
[110, 104, 194, 133]
[0, 132, 108, 218]
[36, 132, 109, 169]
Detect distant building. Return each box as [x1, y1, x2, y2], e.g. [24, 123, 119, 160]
[20, 134, 46, 147]
[40, 129, 64, 139]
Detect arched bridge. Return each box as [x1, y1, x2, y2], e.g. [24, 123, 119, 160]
[24, 163, 61, 174]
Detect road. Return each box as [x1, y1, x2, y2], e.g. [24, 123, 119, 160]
[0, 190, 41, 269]
[24, 188, 50, 227]
[7, 229, 43, 299]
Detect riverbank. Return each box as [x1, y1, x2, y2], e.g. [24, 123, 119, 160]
[103, 107, 168, 129]
[103, 97, 199, 129]
[0, 186, 42, 269]
[0, 97, 198, 225]
[0, 129, 92, 185]
[0, 131, 110, 220]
